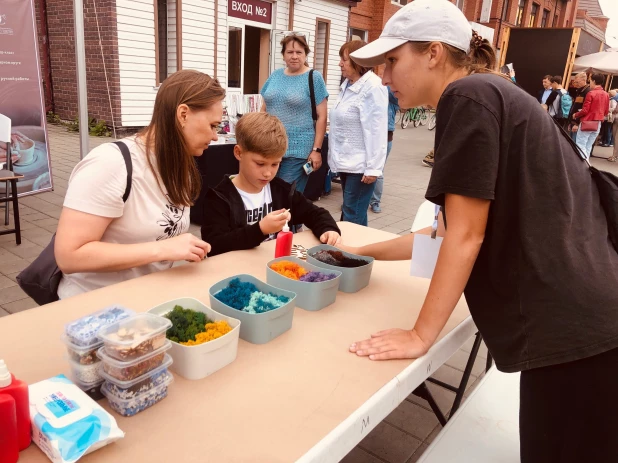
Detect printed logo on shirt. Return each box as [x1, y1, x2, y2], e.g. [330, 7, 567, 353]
[246, 202, 273, 225]
[157, 195, 187, 241]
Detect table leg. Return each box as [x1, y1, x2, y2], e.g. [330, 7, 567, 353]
[10, 179, 20, 245]
[4, 180, 8, 226]
[449, 332, 482, 417]
[413, 382, 447, 426]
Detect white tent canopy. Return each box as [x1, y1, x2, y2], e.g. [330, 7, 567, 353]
[573, 48, 618, 75]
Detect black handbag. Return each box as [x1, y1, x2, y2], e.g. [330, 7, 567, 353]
[308, 69, 317, 129]
[16, 141, 133, 305]
[554, 118, 618, 252]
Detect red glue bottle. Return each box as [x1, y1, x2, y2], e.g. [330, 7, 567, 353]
[0, 360, 31, 452]
[274, 220, 293, 258]
[0, 394, 18, 463]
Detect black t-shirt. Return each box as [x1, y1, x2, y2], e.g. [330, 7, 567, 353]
[569, 85, 590, 122]
[426, 73, 618, 373]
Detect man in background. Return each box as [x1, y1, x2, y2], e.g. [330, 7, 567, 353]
[545, 76, 571, 128]
[538, 75, 553, 104]
[568, 72, 591, 142]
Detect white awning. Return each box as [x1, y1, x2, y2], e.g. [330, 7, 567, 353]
[573, 48, 618, 75]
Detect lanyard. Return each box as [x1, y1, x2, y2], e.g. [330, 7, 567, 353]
[431, 204, 440, 240]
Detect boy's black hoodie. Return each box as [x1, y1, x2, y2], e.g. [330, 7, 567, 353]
[201, 176, 340, 257]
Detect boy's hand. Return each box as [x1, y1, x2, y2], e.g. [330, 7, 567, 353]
[259, 209, 290, 235]
[320, 231, 341, 246]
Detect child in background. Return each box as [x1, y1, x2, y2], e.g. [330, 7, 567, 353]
[202, 112, 341, 256]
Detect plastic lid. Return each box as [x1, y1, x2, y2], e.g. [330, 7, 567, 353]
[71, 374, 104, 390]
[96, 340, 172, 367]
[99, 354, 173, 388]
[61, 334, 103, 353]
[97, 314, 172, 349]
[282, 220, 289, 233]
[0, 360, 11, 388]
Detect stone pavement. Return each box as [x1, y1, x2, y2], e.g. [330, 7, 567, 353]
[1, 123, 617, 463]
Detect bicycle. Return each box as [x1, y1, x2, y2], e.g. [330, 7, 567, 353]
[428, 113, 437, 131]
[401, 107, 429, 129]
[395, 109, 404, 125]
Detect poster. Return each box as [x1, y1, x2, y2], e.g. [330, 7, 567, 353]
[0, 0, 53, 196]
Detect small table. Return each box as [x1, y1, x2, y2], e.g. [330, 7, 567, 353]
[0, 169, 23, 244]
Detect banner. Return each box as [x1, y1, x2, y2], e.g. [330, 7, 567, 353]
[0, 0, 53, 196]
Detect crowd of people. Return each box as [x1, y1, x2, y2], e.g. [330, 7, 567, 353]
[539, 71, 618, 161]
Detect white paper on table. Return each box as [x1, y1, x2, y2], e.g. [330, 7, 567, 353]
[410, 234, 443, 279]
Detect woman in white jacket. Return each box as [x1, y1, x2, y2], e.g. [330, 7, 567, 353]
[329, 40, 388, 226]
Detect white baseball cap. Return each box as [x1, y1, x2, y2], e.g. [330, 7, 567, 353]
[350, 0, 473, 67]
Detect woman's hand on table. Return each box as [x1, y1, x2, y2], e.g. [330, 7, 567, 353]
[158, 233, 211, 262]
[320, 231, 341, 246]
[349, 328, 431, 361]
[361, 175, 377, 184]
[308, 151, 322, 171]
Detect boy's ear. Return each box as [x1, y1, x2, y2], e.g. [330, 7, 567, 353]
[233, 145, 242, 161]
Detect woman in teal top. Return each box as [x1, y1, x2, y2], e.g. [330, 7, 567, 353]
[261, 34, 329, 193]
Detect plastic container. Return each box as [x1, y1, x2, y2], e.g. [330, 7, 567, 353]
[0, 394, 18, 463]
[64, 305, 134, 347]
[72, 377, 105, 401]
[147, 298, 240, 380]
[97, 342, 171, 382]
[61, 334, 102, 365]
[101, 361, 173, 400]
[306, 244, 375, 293]
[0, 361, 30, 451]
[101, 374, 173, 417]
[68, 358, 103, 384]
[97, 314, 171, 361]
[209, 274, 297, 344]
[274, 221, 293, 258]
[266, 257, 342, 311]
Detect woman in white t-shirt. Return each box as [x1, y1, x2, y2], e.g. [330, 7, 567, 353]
[55, 70, 225, 299]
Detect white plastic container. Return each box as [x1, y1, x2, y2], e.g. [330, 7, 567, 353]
[62, 334, 102, 365]
[101, 374, 174, 417]
[97, 314, 171, 361]
[64, 305, 134, 347]
[68, 357, 103, 384]
[147, 298, 241, 380]
[97, 342, 171, 382]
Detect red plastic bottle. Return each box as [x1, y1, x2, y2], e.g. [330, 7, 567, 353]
[0, 394, 18, 463]
[0, 360, 31, 451]
[274, 221, 293, 258]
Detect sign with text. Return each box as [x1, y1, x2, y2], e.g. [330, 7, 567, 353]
[0, 0, 53, 196]
[228, 0, 272, 24]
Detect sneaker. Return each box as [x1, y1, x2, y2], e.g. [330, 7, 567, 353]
[370, 203, 382, 213]
[422, 150, 435, 168]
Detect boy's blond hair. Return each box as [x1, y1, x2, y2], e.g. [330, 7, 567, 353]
[235, 112, 288, 158]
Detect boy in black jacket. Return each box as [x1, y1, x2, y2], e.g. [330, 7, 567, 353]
[201, 112, 341, 257]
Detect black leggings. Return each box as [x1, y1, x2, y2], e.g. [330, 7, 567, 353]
[519, 347, 618, 462]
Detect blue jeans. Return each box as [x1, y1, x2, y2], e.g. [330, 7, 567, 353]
[339, 173, 376, 226]
[602, 121, 614, 146]
[576, 124, 601, 159]
[277, 157, 309, 193]
[370, 141, 393, 207]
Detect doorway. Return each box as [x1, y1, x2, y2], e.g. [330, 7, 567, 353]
[227, 23, 271, 93]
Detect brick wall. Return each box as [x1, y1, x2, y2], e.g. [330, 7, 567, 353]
[33, 0, 121, 128]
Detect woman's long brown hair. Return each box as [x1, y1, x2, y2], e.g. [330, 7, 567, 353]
[139, 70, 225, 207]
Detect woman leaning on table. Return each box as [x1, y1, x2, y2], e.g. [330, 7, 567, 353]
[260, 33, 328, 193]
[54, 70, 225, 299]
[340, 0, 618, 461]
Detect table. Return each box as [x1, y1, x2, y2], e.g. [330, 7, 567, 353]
[3, 223, 475, 463]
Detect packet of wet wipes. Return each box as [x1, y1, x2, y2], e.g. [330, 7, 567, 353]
[29, 374, 124, 463]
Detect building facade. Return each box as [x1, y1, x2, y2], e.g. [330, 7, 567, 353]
[34, 0, 358, 130]
[350, 0, 609, 54]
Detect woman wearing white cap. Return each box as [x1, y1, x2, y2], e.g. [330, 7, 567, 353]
[341, 0, 618, 460]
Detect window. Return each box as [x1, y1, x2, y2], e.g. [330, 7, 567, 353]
[541, 9, 549, 27]
[501, 0, 510, 21]
[553, 14, 558, 27]
[155, 0, 181, 85]
[516, 0, 525, 27]
[455, 0, 464, 11]
[349, 28, 368, 42]
[314, 19, 330, 80]
[529, 3, 539, 27]
[228, 26, 242, 88]
[391, 0, 409, 6]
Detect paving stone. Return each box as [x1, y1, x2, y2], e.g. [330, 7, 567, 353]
[0, 248, 23, 263]
[407, 381, 456, 417]
[341, 447, 385, 463]
[5, 272, 19, 283]
[0, 275, 17, 290]
[384, 400, 439, 441]
[2, 297, 37, 313]
[359, 421, 422, 463]
[0, 285, 28, 305]
[407, 443, 429, 463]
[444, 348, 486, 377]
[0, 258, 30, 275]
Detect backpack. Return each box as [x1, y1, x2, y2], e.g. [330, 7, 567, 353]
[559, 92, 573, 119]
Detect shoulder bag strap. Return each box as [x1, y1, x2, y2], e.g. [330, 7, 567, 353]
[112, 141, 133, 202]
[308, 69, 317, 123]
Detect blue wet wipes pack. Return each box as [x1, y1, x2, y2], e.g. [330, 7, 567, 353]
[29, 375, 124, 463]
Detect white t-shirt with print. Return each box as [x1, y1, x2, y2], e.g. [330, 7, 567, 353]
[234, 181, 275, 240]
[57, 137, 190, 299]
